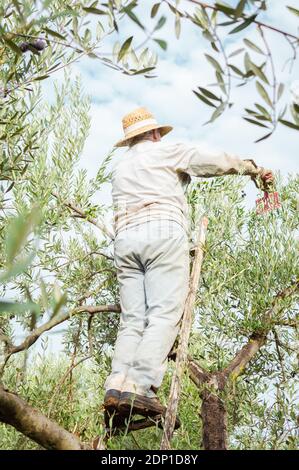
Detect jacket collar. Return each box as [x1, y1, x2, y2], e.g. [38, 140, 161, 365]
[128, 140, 157, 152]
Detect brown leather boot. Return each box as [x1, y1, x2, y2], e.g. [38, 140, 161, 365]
[118, 392, 180, 429]
[118, 392, 165, 417]
[103, 389, 121, 411]
[104, 389, 126, 431]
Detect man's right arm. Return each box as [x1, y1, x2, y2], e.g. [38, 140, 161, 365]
[172, 143, 273, 186]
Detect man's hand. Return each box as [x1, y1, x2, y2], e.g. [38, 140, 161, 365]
[259, 168, 275, 191]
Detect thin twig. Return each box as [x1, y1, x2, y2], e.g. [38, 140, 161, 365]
[68, 319, 83, 402]
[47, 354, 91, 418]
[52, 192, 114, 240]
[1, 303, 120, 371]
[273, 328, 286, 382]
[186, 0, 299, 41]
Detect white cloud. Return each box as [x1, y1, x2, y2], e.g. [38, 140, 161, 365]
[51, 0, 298, 209]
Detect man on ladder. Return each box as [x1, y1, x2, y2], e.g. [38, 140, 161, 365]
[104, 107, 273, 426]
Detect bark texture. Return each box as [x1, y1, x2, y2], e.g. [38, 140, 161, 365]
[0, 385, 89, 450]
[201, 390, 227, 450]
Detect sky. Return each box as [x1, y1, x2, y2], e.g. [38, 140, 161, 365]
[77, 0, 299, 173]
[69, 0, 299, 222]
[13, 0, 299, 355]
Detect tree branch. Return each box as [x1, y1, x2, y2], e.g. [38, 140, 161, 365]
[186, 0, 299, 41]
[0, 384, 90, 450]
[52, 192, 114, 240]
[186, 280, 298, 388]
[223, 280, 299, 381]
[188, 356, 211, 387]
[222, 331, 267, 380]
[2, 304, 120, 367]
[273, 328, 286, 382]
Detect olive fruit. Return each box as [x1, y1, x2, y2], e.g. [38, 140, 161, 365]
[20, 41, 30, 52]
[19, 39, 47, 54]
[31, 39, 47, 51]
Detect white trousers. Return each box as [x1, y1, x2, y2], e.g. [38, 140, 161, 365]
[104, 220, 190, 397]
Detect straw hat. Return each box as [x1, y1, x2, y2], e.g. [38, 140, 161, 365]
[114, 107, 173, 147]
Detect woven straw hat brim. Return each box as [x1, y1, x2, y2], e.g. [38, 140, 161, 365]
[114, 124, 173, 148]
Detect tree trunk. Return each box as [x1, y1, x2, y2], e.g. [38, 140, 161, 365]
[0, 385, 89, 450]
[201, 389, 227, 450]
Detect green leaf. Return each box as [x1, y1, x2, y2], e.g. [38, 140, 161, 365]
[244, 51, 251, 72]
[255, 132, 273, 143]
[3, 37, 22, 55]
[205, 54, 224, 73]
[40, 280, 48, 310]
[82, 6, 106, 15]
[287, 6, 299, 17]
[255, 103, 271, 120]
[279, 119, 299, 130]
[151, 2, 161, 18]
[235, 0, 247, 17]
[118, 36, 133, 61]
[229, 15, 257, 34]
[229, 63, 244, 77]
[205, 103, 226, 124]
[194, 6, 209, 28]
[245, 108, 258, 115]
[218, 19, 237, 26]
[47, 62, 62, 72]
[131, 66, 156, 75]
[249, 61, 269, 85]
[153, 38, 167, 50]
[215, 2, 235, 16]
[256, 81, 272, 108]
[243, 117, 269, 128]
[51, 292, 67, 318]
[87, 51, 98, 59]
[0, 252, 35, 284]
[33, 75, 50, 81]
[154, 16, 167, 31]
[193, 90, 217, 108]
[122, 6, 144, 30]
[277, 83, 285, 101]
[197, 87, 222, 101]
[175, 13, 181, 39]
[243, 38, 264, 54]
[202, 30, 215, 43]
[5, 209, 40, 265]
[211, 8, 218, 26]
[211, 41, 219, 52]
[216, 71, 226, 94]
[43, 27, 66, 40]
[228, 47, 245, 58]
[0, 300, 40, 314]
[293, 103, 299, 115]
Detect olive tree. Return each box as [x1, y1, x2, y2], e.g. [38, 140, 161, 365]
[183, 175, 298, 449]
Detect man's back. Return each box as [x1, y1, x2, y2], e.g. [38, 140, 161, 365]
[111, 140, 190, 234]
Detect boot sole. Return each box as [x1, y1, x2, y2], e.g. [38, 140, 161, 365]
[118, 395, 165, 418]
[118, 402, 181, 430]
